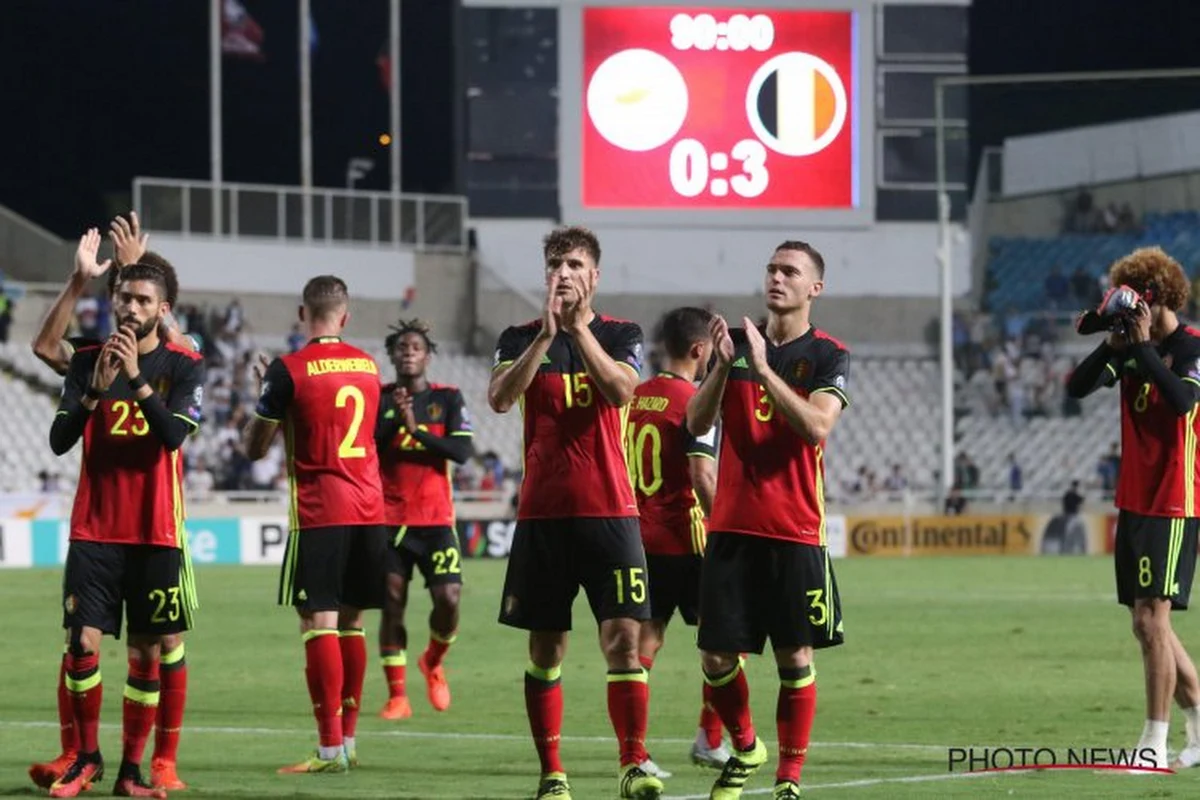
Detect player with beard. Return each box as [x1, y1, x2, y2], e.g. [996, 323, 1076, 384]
[47, 263, 205, 798]
[30, 222, 197, 792]
[687, 241, 850, 800]
[375, 319, 474, 719]
[490, 226, 659, 800]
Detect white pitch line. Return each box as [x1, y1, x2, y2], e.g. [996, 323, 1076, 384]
[663, 769, 1004, 798]
[0, 719, 946, 751]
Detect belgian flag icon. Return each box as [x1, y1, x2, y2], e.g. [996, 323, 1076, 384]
[749, 52, 847, 158]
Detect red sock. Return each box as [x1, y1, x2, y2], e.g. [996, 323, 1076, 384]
[65, 651, 102, 755]
[524, 664, 564, 775]
[339, 630, 367, 738]
[424, 631, 456, 669]
[154, 643, 187, 763]
[705, 661, 756, 751]
[700, 682, 723, 749]
[776, 667, 817, 784]
[57, 651, 80, 755]
[122, 656, 161, 766]
[304, 631, 344, 749]
[381, 648, 407, 699]
[607, 669, 649, 767]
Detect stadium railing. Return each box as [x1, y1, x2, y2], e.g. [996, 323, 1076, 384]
[132, 177, 468, 253]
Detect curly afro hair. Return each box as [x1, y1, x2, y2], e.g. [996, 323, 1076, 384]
[1109, 246, 1190, 312]
[384, 318, 437, 354]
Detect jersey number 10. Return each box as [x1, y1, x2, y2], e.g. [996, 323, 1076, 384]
[625, 421, 664, 496]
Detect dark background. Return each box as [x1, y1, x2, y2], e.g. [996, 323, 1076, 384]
[0, 0, 1198, 237]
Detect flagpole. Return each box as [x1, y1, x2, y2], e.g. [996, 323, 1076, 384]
[389, 0, 401, 245]
[210, 0, 222, 235]
[300, 0, 313, 241]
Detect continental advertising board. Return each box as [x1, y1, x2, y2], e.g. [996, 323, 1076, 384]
[844, 513, 1112, 557]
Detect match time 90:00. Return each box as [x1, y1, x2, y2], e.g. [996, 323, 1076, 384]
[669, 12, 776, 52]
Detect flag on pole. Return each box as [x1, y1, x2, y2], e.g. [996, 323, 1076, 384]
[376, 38, 393, 92]
[222, 0, 265, 61]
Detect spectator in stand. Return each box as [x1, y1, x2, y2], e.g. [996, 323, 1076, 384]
[1062, 480, 1084, 516]
[74, 290, 100, 339]
[1007, 453, 1023, 499]
[1070, 267, 1096, 307]
[185, 458, 216, 499]
[287, 322, 305, 353]
[944, 486, 967, 515]
[1097, 442, 1120, 497]
[1045, 266, 1069, 310]
[882, 464, 908, 498]
[0, 283, 13, 343]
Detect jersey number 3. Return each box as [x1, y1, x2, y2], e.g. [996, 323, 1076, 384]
[336, 385, 367, 459]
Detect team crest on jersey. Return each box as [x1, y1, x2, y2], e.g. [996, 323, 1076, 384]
[156, 377, 171, 397]
[64, 595, 77, 615]
[793, 359, 811, 381]
[1164, 354, 1174, 369]
[427, 402, 444, 421]
[504, 594, 518, 616]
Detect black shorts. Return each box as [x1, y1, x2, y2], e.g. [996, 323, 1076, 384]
[62, 541, 192, 638]
[278, 525, 390, 612]
[697, 532, 843, 654]
[1114, 511, 1199, 609]
[499, 517, 650, 631]
[646, 553, 702, 626]
[388, 525, 464, 588]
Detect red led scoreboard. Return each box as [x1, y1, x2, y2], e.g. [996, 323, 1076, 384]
[576, 7, 862, 213]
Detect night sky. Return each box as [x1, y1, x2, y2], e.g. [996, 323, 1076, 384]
[0, 0, 1197, 238]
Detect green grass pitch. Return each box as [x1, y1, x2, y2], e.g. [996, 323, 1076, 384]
[1, 556, 1198, 798]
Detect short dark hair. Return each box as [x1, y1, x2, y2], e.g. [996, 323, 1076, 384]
[302, 275, 349, 319]
[108, 252, 178, 307]
[385, 318, 437, 354]
[114, 262, 170, 302]
[657, 306, 713, 360]
[543, 225, 601, 264]
[776, 240, 826, 279]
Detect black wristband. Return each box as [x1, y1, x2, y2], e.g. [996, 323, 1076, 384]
[85, 386, 103, 400]
[128, 374, 147, 391]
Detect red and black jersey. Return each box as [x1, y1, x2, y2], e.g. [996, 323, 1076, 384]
[1104, 326, 1200, 516]
[58, 341, 205, 546]
[709, 325, 850, 545]
[377, 383, 473, 527]
[493, 315, 643, 520]
[628, 373, 715, 555]
[255, 337, 385, 530]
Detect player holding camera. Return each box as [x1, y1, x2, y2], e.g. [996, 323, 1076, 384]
[1068, 247, 1200, 771]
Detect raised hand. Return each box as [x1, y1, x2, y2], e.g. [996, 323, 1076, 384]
[742, 317, 769, 373]
[109, 324, 140, 378]
[110, 212, 149, 267]
[710, 315, 734, 367]
[74, 228, 113, 281]
[540, 275, 561, 341]
[90, 341, 120, 394]
[253, 353, 271, 395]
[392, 386, 418, 432]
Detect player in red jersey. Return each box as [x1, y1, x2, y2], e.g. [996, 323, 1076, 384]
[243, 275, 390, 775]
[1067, 247, 1200, 771]
[627, 306, 729, 775]
[489, 226, 661, 800]
[374, 319, 474, 719]
[687, 241, 850, 800]
[30, 221, 196, 793]
[47, 262, 205, 798]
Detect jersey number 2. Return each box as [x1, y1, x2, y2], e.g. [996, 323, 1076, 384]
[336, 385, 366, 459]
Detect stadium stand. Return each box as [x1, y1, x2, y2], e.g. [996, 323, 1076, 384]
[987, 211, 1200, 312]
